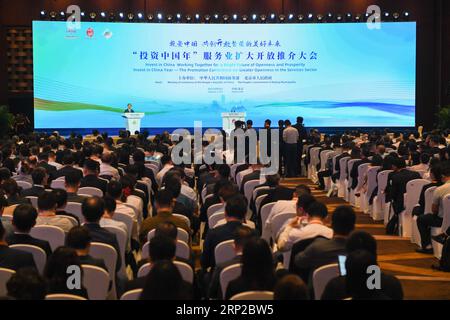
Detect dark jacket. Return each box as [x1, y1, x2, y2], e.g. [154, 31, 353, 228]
[0, 244, 37, 271]
[80, 175, 108, 194]
[6, 233, 52, 257]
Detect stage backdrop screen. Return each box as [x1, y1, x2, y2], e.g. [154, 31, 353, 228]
[33, 21, 416, 129]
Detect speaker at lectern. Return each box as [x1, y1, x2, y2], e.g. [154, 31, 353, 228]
[123, 113, 145, 133]
[221, 112, 246, 134]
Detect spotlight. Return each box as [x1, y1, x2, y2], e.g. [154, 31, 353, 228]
[40, 10, 46, 18]
[137, 12, 144, 20]
[384, 12, 390, 18]
[317, 14, 324, 22]
[288, 13, 294, 20]
[242, 15, 248, 22]
[297, 14, 304, 22]
[185, 14, 192, 22]
[346, 13, 352, 20]
[49, 11, 57, 20]
[270, 13, 276, 20]
[252, 14, 257, 21]
[214, 13, 219, 20]
[147, 13, 154, 21]
[127, 13, 134, 21]
[195, 13, 200, 20]
[223, 14, 230, 22]
[355, 14, 362, 22]
[118, 12, 124, 20]
[89, 12, 97, 21]
[80, 12, 85, 20]
[204, 14, 211, 22]
[278, 14, 285, 22]
[100, 12, 106, 18]
[393, 12, 400, 20]
[307, 13, 313, 20]
[157, 13, 163, 20]
[403, 11, 410, 20]
[327, 13, 333, 19]
[336, 14, 343, 21]
[176, 13, 182, 20]
[232, 14, 238, 21]
[167, 14, 173, 22]
[260, 14, 266, 22]
[60, 11, 65, 20]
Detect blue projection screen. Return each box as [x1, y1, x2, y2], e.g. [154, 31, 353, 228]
[33, 21, 416, 129]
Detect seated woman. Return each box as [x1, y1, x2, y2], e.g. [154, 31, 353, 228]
[44, 247, 88, 298]
[225, 238, 275, 300]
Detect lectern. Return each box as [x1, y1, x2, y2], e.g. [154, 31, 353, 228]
[221, 112, 246, 133]
[123, 113, 145, 133]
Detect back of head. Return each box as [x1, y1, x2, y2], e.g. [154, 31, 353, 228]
[218, 182, 238, 201]
[331, 206, 356, 236]
[31, 167, 47, 185]
[140, 260, 183, 300]
[103, 195, 117, 213]
[52, 189, 67, 209]
[265, 174, 280, 187]
[420, 153, 430, 165]
[155, 189, 174, 209]
[274, 274, 308, 300]
[307, 201, 328, 219]
[37, 191, 57, 212]
[224, 194, 247, 220]
[84, 158, 100, 174]
[149, 235, 176, 262]
[297, 193, 316, 212]
[217, 164, 230, 179]
[392, 157, 406, 169]
[160, 155, 172, 166]
[346, 231, 377, 257]
[164, 176, 181, 198]
[12, 204, 38, 232]
[6, 268, 47, 300]
[2, 179, 19, 196]
[81, 196, 105, 223]
[233, 225, 257, 249]
[66, 226, 91, 250]
[155, 221, 178, 240]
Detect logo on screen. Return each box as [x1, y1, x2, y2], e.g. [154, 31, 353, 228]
[86, 28, 94, 38]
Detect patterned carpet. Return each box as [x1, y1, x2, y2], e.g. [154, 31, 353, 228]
[282, 177, 450, 300]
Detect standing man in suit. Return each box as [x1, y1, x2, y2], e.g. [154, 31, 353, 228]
[124, 103, 135, 113]
[7, 204, 52, 257]
[81, 196, 121, 272]
[80, 159, 109, 195]
[293, 117, 308, 175]
[0, 220, 36, 271]
[21, 167, 47, 198]
[282, 120, 299, 177]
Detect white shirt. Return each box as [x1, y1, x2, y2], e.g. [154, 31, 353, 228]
[277, 221, 333, 251]
[262, 200, 297, 241]
[156, 164, 174, 186]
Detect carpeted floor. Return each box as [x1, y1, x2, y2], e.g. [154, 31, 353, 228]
[283, 177, 450, 300]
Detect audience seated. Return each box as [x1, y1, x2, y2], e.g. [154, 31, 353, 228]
[274, 274, 309, 300]
[64, 172, 88, 204]
[7, 204, 52, 257]
[66, 226, 107, 271]
[36, 192, 75, 232]
[20, 167, 47, 197]
[6, 268, 47, 300]
[0, 220, 36, 271]
[80, 159, 108, 194]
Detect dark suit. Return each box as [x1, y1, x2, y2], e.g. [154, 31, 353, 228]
[67, 192, 88, 204]
[124, 108, 134, 113]
[208, 254, 242, 299]
[80, 175, 108, 194]
[225, 275, 275, 300]
[21, 185, 46, 198]
[201, 221, 242, 270]
[83, 223, 121, 272]
[37, 161, 57, 181]
[54, 166, 83, 180]
[6, 233, 52, 257]
[0, 244, 37, 271]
